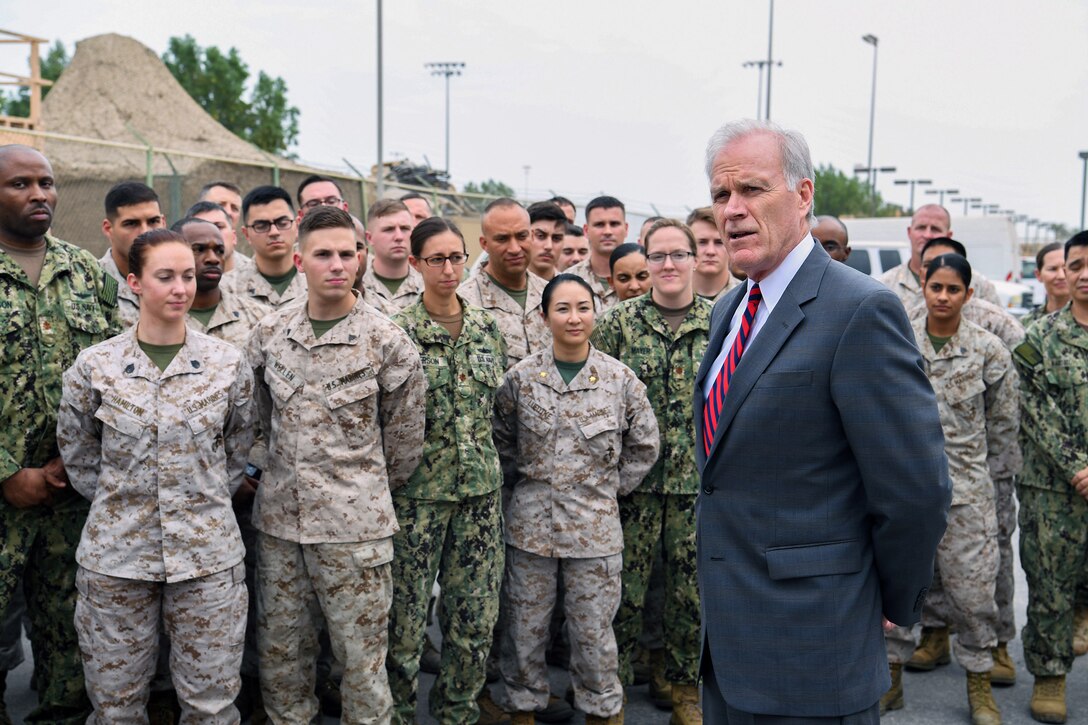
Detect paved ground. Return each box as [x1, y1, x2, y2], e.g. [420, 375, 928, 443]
[4, 535, 1088, 723]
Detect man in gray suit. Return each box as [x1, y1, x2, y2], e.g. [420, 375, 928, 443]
[694, 119, 951, 723]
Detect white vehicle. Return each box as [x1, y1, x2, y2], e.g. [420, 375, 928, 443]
[844, 240, 1032, 315]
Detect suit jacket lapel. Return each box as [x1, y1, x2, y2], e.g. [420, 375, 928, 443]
[707, 249, 828, 459]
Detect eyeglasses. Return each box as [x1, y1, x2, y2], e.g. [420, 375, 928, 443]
[421, 253, 469, 267]
[301, 197, 344, 210]
[646, 251, 694, 265]
[247, 216, 294, 234]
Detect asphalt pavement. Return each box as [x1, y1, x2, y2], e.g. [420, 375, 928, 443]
[5, 534, 1087, 723]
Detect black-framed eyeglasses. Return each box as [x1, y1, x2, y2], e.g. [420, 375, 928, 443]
[247, 216, 295, 234]
[646, 251, 694, 265]
[301, 197, 344, 210]
[421, 253, 469, 267]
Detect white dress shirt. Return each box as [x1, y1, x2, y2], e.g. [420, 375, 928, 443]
[702, 236, 816, 400]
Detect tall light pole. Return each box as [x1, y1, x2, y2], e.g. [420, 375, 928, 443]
[951, 196, 981, 216]
[376, 0, 384, 197]
[522, 165, 531, 202]
[924, 187, 959, 207]
[854, 165, 896, 214]
[1079, 150, 1088, 230]
[894, 178, 931, 214]
[742, 60, 782, 120]
[425, 61, 465, 174]
[862, 34, 879, 203]
[765, 0, 776, 120]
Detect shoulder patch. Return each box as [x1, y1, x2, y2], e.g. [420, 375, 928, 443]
[1013, 341, 1042, 368]
[99, 272, 118, 307]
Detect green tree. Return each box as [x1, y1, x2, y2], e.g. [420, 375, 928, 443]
[813, 164, 901, 218]
[162, 35, 299, 155]
[1, 41, 69, 117]
[463, 179, 516, 197]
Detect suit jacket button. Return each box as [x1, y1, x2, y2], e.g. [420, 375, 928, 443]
[703, 485, 714, 495]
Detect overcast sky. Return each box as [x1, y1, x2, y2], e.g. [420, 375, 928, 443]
[4, 0, 1087, 230]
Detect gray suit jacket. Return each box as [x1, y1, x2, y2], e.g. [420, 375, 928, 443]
[694, 243, 951, 716]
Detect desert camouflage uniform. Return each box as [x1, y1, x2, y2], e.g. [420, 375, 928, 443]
[247, 293, 425, 724]
[57, 328, 253, 722]
[362, 265, 424, 313]
[230, 251, 255, 274]
[908, 296, 1025, 641]
[566, 258, 618, 311]
[0, 234, 118, 723]
[492, 347, 659, 717]
[98, 250, 140, 328]
[458, 272, 550, 370]
[880, 262, 1002, 308]
[186, 288, 263, 349]
[886, 318, 1017, 671]
[591, 294, 711, 686]
[1013, 306, 1088, 675]
[220, 263, 308, 318]
[387, 298, 506, 724]
[698, 274, 742, 305]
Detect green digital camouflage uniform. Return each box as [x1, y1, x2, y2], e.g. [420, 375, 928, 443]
[388, 298, 507, 725]
[1014, 306, 1088, 676]
[591, 294, 712, 686]
[0, 234, 119, 723]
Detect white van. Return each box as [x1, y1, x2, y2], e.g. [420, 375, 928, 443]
[844, 241, 1033, 315]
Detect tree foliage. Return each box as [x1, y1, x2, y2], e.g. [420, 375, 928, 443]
[463, 179, 516, 198]
[813, 164, 902, 218]
[0, 41, 69, 117]
[162, 35, 300, 155]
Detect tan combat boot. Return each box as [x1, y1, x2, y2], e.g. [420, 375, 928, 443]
[906, 626, 951, 671]
[585, 709, 624, 725]
[1030, 675, 1067, 724]
[966, 671, 1002, 725]
[879, 663, 904, 714]
[1073, 607, 1088, 657]
[649, 649, 673, 710]
[477, 690, 513, 725]
[990, 642, 1016, 686]
[669, 684, 702, 725]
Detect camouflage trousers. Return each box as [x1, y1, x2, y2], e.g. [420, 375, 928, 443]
[387, 492, 502, 725]
[257, 532, 393, 725]
[74, 563, 247, 724]
[614, 492, 699, 685]
[496, 547, 623, 718]
[921, 476, 1018, 643]
[0, 581, 26, 671]
[0, 501, 91, 724]
[1017, 484, 1088, 675]
[886, 499, 998, 671]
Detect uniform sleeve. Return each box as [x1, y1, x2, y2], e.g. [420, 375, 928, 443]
[492, 371, 520, 487]
[589, 308, 620, 359]
[224, 355, 257, 494]
[1014, 331, 1088, 482]
[95, 264, 123, 337]
[983, 342, 1021, 481]
[617, 374, 660, 495]
[244, 324, 272, 471]
[56, 356, 103, 501]
[378, 334, 426, 490]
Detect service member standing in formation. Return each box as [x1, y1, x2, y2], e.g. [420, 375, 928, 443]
[1014, 231, 1088, 724]
[607, 244, 651, 302]
[98, 181, 166, 329]
[0, 144, 117, 724]
[882, 253, 1018, 725]
[246, 206, 425, 724]
[592, 219, 712, 725]
[493, 274, 659, 725]
[57, 229, 255, 722]
[387, 218, 507, 724]
[1021, 242, 1070, 329]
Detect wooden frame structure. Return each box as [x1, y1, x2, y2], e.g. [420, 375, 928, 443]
[0, 28, 52, 139]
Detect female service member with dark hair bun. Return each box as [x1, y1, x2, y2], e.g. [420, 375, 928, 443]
[492, 273, 659, 725]
[57, 228, 254, 722]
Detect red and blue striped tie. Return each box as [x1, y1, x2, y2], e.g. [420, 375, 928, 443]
[703, 283, 762, 456]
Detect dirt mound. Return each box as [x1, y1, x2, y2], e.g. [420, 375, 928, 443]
[42, 33, 270, 166]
